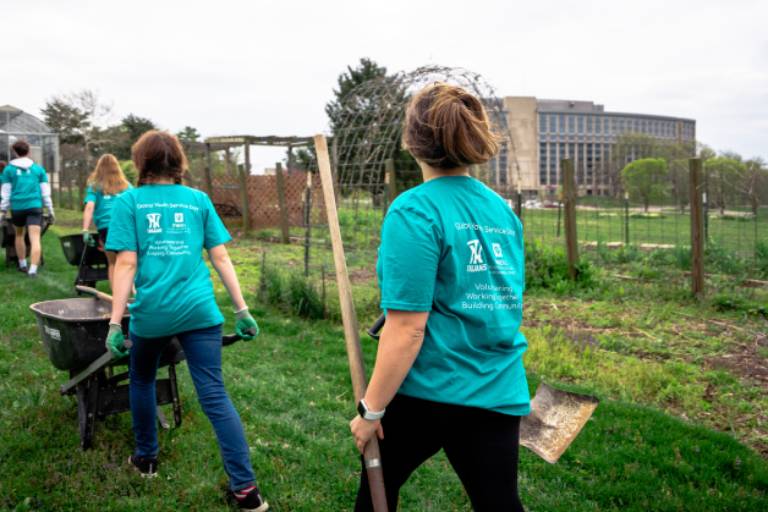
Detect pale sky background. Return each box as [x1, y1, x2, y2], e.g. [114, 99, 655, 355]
[4, 0, 767, 172]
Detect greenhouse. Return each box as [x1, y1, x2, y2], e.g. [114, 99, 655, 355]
[0, 104, 59, 178]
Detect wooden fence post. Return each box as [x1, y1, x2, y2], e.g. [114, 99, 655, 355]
[225, 147, 233, 177]
[689, 158, 705, 297]
[204, 143, 214, 198]
[304, 171, 312, 276]
[562, 158, 579, 279]
[275, 162, 290, 244]
[239, 143, 251, 233]
[384, 158, 396, 214]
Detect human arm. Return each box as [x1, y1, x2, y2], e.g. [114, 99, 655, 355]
[350, 310, 429, 453]
[107, 251, 137, 356]
[208, 244, 258, 339]
[349, 206, 440, 453]
[82, 201, 96, 245]
[39, 169, 54, 221]
[0, 170, 10, 213]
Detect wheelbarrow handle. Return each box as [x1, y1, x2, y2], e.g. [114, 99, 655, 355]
[367, 314, 386, 340]
[222, 333, 243, 346]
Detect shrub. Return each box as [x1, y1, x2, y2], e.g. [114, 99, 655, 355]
[711, 293, 767, 318]
[526, 241, 597, 292]
[259, 264, 326, 319]
[287, 273, 325, 319]
[756, 241, 768, 279]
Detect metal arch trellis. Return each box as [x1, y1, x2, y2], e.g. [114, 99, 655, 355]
[330, 65, 522, 200]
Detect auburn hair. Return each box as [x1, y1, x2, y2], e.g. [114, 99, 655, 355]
[132, 130, 188, 185]
[403, 83, 500, 170]
[87, 154, 130, 195]
[12, 140, 30, 157]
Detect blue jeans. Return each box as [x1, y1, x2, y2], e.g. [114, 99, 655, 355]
[129, 324, 256, 490]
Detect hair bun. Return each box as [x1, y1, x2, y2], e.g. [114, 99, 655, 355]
[403, 83, 500, 170]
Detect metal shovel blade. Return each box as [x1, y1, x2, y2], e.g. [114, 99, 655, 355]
[520, 383, 599, 464]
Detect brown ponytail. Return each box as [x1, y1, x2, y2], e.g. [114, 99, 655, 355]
[403, 83, 500, 170]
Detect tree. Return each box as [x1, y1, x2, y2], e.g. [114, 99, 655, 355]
[176, 126, 201, 144]
[41, 90, 113, 202]
[621, 158, 669, 212]
[704, 155, 745, 214]
[736, 157, 766, 216]
[325, 58, 409, 193]
[40, 100, 90, 145]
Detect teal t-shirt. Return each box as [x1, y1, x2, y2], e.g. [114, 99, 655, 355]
[1, 162, 48, 210]
[377, 176, 530, 416]
[105, 184, 232, 338]
[84, 184, 132, 230]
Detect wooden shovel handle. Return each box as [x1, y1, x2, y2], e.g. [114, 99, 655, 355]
[76, 285, 113, 303]
[315, 134, 389, 511]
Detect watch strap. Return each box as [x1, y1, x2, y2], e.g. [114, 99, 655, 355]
[357, 398, 385, 420]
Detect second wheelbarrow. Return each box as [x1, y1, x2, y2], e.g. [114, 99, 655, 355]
[30, 287, 243, 450]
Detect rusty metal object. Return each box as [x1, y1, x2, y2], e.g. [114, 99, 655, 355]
[520, 383, 599, 464]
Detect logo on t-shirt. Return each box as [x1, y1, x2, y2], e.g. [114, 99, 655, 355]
[492, 242, 508, 267]
[467, 239, 487, 273]
[146, 213, 162, 233]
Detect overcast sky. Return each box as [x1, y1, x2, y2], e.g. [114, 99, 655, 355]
[5, 0, 767, 171]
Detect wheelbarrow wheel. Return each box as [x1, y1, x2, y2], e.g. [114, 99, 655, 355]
[76, 380, 98, 450]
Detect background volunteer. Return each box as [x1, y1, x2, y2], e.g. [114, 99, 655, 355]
[106, 130, 268, 512]
[350, 83, 529, 512]
[0, 140, 55, 277]
[81, 153, 132, 290]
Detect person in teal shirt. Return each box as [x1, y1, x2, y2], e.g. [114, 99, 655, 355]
[105, 131, 268, 511]
[350, 84, 528, 511]
[81, 153, 132, 290]
[0, 140, 55, 277]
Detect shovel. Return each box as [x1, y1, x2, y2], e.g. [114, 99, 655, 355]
[368, 314, 598, 464]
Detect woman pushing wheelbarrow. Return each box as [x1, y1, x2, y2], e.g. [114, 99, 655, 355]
[105, 130, 268, 511]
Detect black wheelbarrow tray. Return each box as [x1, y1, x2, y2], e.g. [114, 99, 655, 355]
[29, 297, 184, 450]
[59, 233, 109, 289]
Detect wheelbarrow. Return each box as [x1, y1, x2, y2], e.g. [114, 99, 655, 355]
[29, 286, 243, 450]
[59, 233, 109, 289]
[1, 214, 52, 267]
[368, 314, 599, 463]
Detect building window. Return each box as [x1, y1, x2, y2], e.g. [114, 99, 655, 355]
[577, 115, 584, 134]
[568, 115, 575, 134]
[539, 114, 547, 133]
[550, 143, 557, 184]
[540, 142, 547, 185]
[550, 114, 557, 134]
[559, 114, 566, 134]
[586, 116, 593, 133]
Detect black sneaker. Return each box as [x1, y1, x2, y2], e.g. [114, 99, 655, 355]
[27, 272, 37, 278]
[17, 267, 27, 274]
[230, 486, 269, 511]
[128, 455, 158, 478]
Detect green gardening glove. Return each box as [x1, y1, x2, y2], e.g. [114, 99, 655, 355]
[235, 308, 260, 341]
[106, 323, 130, 358]
[82, 230, 96, 247]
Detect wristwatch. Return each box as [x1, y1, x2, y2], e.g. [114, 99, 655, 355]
[357, 398, 385, 421]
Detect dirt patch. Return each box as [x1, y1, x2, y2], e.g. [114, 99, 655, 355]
[349, 268, 376, 284]
[705, 335, 768, 389]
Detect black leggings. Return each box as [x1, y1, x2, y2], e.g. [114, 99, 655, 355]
[355, 394, 524, 511]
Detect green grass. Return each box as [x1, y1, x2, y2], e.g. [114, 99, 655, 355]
[1, 211, 767, 511]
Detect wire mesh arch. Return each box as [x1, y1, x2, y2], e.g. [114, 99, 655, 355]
[329, 65, 521, 200]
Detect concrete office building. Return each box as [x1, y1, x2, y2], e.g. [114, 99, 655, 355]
[489, 97, 696, 197]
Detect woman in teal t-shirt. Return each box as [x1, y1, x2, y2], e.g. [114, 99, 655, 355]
[81, 153, 131, 290]
[105, 131, 268, 511]
[350, 83, 529, 511]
